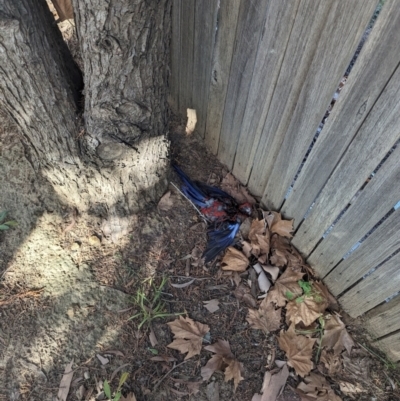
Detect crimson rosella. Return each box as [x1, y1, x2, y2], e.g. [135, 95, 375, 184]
[173, 163, 252, 262]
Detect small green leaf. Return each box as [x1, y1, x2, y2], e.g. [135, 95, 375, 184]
[298, 280, 312, 295]
[114, 393, 122, 401]
[0, 211, 8, 222]
[285, 291, 294, 300]
[4, 220, 17, 227]
[148, 348, 158, 355]
[0, 225, 10, 230]
[118, 372, 129, 389]
[295, 296, 305, 304]
[103, 380, 111, 399]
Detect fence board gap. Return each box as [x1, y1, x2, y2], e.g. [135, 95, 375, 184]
[282, 0, 400, 228]
[307, 144, 400, 276]
[324, 208, 400, 297]
[338, 251, 400, 317]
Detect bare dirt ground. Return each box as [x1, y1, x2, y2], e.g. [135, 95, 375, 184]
[1, 111, 400, 401]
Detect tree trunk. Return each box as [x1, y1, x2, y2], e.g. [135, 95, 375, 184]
[0, 0, 170, 239]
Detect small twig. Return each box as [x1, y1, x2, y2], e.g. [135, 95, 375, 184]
[170, 182, 208, 224]
[152, 360, 190, 391]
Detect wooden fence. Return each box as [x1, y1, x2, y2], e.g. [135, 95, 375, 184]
[169, 0, 400, 361]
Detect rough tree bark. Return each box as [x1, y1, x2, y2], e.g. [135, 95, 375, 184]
[0, 0, 170, 239]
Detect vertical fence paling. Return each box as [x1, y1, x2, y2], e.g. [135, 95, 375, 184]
[204, 0, 241, 155]
[170, 0, 400, 360]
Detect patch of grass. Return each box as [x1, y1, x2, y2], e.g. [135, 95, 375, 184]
[0, 210, 17, 231]
[129, 277, 179, 329]
[295, 280, 324, 304]
[103, 372, 129, 401]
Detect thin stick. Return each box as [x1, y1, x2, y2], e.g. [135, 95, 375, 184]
[152, 360, 190, 391]
[170, 182, 208, 224]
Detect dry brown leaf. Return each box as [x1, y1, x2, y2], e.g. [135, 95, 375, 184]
[251, 364, 289, 401]
[202, 340, 244, 391]
[249, 219, 266, 242]
[221, 247, 249, 272]
[150, 355, 177, 362]
[240, 217, 252, 239]
[268, 213, 294, 238]
[203, 299, 220, 313]
[313, 281, 339, 311]
[270, 249, 287, 267]
[224, 358, 244, 391]
[167, 316, 210, 360]
[296, 373, 342, 401]
[233, 283, 257, 308]
[338, 381, 364, 397]
[51, 0, 74, 21]
[342, 354, 371, 381]
[267, 267, 304, 307]
[247, 297, 281, 333]
[221, 173, 256, 205]
[158, 191, 174, 211]
[57, 360, 74, 401]
[286, 296, 326, 327]
[278, 326, 316, 377]
[256, 231, 270, 255]
[262, 265, 280, 282]
[241, 240, 253, 258]
[263, 211, 281, 229]
[319, 349, 343, 376]
[321, 314, 354, 355]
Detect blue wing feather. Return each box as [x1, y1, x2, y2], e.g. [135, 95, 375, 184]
[202, 222, 240, 263]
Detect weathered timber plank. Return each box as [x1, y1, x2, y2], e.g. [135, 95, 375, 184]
[179, 0, 195, 116]
[256, 0, 378, 207]
[339, 252, 400, 317]
[217, 0, 270, 169]
[324, 208, 400, 296]
[292, 63, 400, 256]
[204, 0, 240, 155]
[169, 0, 181, 113]
[246, 0, 341, 197]
[308, 145, 400, 277]
[192, 0, 219, 137]
[282, 0, 400, 228]
[375, 332, 400, 362]
[365, 295, 400, 339]
[232, 0, 300, 184]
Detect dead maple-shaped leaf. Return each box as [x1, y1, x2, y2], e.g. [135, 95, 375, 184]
[321, 314, 354, 355]
[251, 363, 289, 401]
[267, 267, 304, 307]
[264, 211, 293, 238]
[278, 325, 316, 377]
[247, 297, 281, 333]
[286, 296, 326, 327]
[167, 316, 210, 360]
[221, 247, 249, 272]
[296, 372, 342, 401]
[319, 349, 343, 376]
[233, 283, 257, 308]
[249, 219, 267, 241]
[158, 191, 174, 211]
[201, 339, 244, 390]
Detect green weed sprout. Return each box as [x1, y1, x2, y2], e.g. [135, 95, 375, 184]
[0, 211, 17, 231]
[103, 372, 129, 401]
